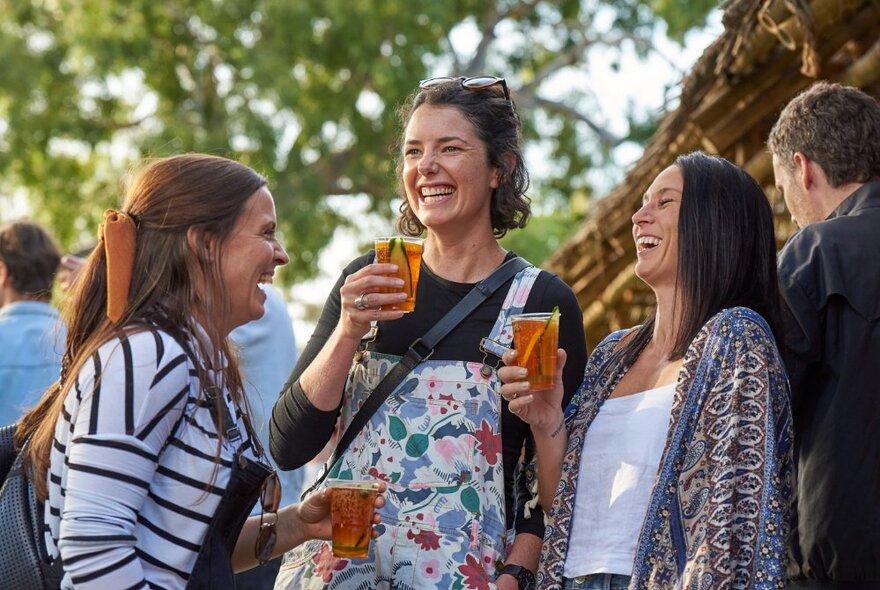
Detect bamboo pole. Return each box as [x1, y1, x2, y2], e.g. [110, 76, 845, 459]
[729, 0, 865, 75]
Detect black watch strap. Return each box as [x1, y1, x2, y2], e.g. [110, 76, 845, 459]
[501, 564, 536, 590]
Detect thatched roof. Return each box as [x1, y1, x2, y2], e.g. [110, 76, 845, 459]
[549, 0, 880, 348]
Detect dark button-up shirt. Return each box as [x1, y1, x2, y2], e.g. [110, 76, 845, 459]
[778, 180, 880, 588]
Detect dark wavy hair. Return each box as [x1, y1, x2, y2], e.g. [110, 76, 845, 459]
[0, 220, 61, 301]
[620, 152, 783, 364]
[768, 82, 880, 186]
[393, 78, 531, 237]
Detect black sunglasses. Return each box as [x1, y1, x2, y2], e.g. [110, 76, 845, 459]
[419, 75, 511, 102]
[254, 470, 281, 565]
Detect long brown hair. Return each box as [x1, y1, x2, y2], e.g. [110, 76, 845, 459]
[18, 153, 268, 500]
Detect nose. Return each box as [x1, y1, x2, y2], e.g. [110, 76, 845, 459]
[632, 201, 652, 226]
[274, 242, 290, 267]
[417, 151, 438, 176]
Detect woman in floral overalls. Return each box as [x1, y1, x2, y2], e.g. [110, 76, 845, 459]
[270, 77, 588, 590]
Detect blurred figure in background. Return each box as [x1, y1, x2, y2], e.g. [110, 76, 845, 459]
[0, 220, 65, 425]
[233, 283, 302, 589]
[769, 82, 880, 589]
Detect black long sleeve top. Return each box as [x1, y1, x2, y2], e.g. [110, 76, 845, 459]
[270, 251, 588, 538]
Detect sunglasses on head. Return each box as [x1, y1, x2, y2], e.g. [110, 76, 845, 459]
[419, 75, 511, 102]
[255, 470, 281, 565]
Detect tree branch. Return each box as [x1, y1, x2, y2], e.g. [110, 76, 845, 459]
[533, 96, 620, 148]
[465, 3, 502, 75]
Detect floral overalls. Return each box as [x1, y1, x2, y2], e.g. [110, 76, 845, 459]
[274, 266, 539, 590]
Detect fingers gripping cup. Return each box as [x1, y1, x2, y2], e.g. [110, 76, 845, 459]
[374, 237, 423, 312]
[511, 307, 560, 391]
[328, 480, 381, 558]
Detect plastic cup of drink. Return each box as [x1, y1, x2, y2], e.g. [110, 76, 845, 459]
[510, 312, 560, 391]
[374, 237, 423, 312]
[328, 479, 381, 558]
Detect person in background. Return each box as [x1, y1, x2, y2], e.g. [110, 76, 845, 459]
[270, 76, 588, 589]
[0, 220, 65, 426]
[501, 152, 793, 589]
[233, 283, 302, 590]
[768, 82, 880, 589]
[17, 153, 384, 589]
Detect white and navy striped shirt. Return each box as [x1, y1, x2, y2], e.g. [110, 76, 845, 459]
[45, 328, 256, 589]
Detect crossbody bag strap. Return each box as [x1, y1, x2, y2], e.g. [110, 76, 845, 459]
[307, 256, 531, 495]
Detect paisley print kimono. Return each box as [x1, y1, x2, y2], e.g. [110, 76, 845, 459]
[538, 307, 793, 590]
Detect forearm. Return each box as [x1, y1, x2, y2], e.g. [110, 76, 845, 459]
[270, 380, 340, 469]
[532, 413, 567, 508]
[504, 531, 541, 572]
[495, 532, 541, 589]
[269, 328, 361, 468]
[233, 503, 314, 572]
[297, 326, 362, 411]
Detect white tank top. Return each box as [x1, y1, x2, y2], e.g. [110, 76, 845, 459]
[562, 382, 676, 578]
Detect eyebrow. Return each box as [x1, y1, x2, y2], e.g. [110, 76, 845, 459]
[642, 187, 683, 202]
[404, 135, 472, 146]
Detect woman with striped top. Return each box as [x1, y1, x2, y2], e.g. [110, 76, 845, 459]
[15, 154, 384, 589]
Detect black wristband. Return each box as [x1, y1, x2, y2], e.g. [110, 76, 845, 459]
[501, 564, 536, 590]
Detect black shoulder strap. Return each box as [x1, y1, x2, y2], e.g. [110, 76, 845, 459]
[306, 256, 530, 495]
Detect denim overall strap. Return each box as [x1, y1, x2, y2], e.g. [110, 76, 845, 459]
[479, 265, 540, 362]
[274, 266, 539, 590]
[186, 385, 273, 589]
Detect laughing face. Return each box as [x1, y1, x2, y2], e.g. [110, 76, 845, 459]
[632, 164, 683, 291]
[401, 104, 500, 237]
[217, 186, 289, 335]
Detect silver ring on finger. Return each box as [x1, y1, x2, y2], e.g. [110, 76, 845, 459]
[355, 293, 369, 311]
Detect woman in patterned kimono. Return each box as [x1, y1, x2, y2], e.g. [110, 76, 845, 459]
[500, 152, 793, 590]
[270, 77, 588, 590]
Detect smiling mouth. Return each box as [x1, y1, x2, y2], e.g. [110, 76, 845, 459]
[636, 236, 662, 252]
[420, 185, 454, 203]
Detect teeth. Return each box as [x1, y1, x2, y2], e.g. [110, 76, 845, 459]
[421, 186, 454, 199]
[258, 274, 274, 285]
[636, 236, 661, 251]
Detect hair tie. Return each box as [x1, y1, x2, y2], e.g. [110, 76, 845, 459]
[98, 209, 138, 324]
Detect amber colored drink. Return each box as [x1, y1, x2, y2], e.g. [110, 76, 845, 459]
[511, 312, 560, 391]
[374, 237, 423, 313]
[328, 480, 380, 558]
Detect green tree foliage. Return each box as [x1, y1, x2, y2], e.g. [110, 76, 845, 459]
[0, 0, 714, 280]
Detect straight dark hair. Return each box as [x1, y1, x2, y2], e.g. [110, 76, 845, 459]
[620, 152, 783, 365]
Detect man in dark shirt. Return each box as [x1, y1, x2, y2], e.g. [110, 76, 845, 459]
[768, 82, 880, 589]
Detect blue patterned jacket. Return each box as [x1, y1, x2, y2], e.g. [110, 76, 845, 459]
[537, 307, 793, 590]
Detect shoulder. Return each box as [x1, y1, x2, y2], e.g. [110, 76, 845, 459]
[701, 307, 778, 355]
[586, 328, 629, 365]
[707, 307, 772, 335]
[533, 269, 574, 295]
[778, 209, 871, 274]
[530, 269, 579, 307]
[92, 327, 192, 377]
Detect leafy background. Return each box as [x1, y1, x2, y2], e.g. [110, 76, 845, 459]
[0, 0, 717, 288]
